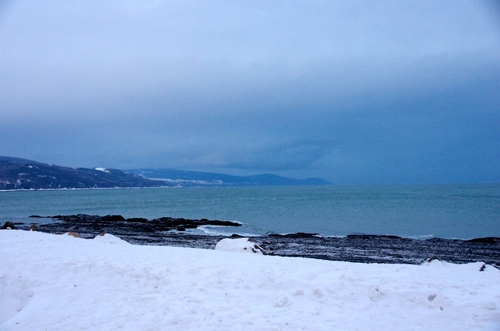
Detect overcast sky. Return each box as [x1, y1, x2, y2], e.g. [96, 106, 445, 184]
[1, 1, 499, 184]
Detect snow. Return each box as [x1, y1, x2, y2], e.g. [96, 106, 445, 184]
[215, 237, 264, 254]
[92, 232, 130, 245]
[1, 230, 499, 331]
[94, 167, 109, 173]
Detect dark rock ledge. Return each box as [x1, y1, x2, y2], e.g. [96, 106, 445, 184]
[29, 213, 241, 233]
[10, 214, 499, 268]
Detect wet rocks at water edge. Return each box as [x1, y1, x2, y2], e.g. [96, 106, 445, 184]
[1, 221, 16, 230]
[268, 232, 321, 239]
[29, 213, 241, 235]
[21, 214, 500, 268]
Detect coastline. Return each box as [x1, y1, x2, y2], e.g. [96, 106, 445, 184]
[9, 214, 500, 267]
[2, 184, 498, 240]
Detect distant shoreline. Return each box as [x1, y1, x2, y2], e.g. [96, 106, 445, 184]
[0, 186, 174, 192]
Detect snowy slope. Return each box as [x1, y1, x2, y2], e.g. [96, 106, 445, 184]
[0, 230, 499, 331]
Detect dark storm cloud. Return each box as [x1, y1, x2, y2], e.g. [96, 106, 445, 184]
[0, 1, 499, 183]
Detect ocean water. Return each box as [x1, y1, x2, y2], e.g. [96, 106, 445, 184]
[0, 184, 499, 239]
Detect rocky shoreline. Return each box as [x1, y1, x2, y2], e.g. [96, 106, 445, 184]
[7, 214, 500, 267]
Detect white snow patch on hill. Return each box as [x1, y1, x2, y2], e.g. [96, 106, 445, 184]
[0, 230, 499, 331]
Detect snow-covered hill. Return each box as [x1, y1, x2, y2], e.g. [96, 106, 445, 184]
[0, 156, 167, 189]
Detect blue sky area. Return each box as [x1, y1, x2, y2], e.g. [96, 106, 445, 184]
[0, 1, 499, 184]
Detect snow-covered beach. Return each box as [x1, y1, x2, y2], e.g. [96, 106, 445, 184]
[1, 230, 499, 330]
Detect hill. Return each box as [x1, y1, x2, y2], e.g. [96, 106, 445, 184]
[0, 156, 167, 190]
[127, 168, 331, 186]
[0, 156, 331, 189]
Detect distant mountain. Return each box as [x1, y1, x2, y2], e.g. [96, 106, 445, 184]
[127, 168, 331, 187]
[0, 156, 167, 190]
[0, 156, 331, 190]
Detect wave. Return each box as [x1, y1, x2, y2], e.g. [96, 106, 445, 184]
[194, 225, 262, 238]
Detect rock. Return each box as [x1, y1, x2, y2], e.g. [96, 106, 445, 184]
[346, 234, 402, 240]
[151, 217, 240, 229]
[467, 237, 500, 244]
[1, 221, 15, 230]
[215, 238, 266, 255]
[29, 224, 39, 231]
[39, 214, 241, 235]
[269, 232, 319, 238]
[130, 223, 156, 233]
[101, 215, 126, 222]
[230, 234, 245, 238]
[206, 220, 242, 227]
[424, 256, 443, 264]
[126, 218, 149, 223]
[25, 214, 500, 266]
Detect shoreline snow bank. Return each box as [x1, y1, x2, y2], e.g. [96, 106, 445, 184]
[1, 230, 499, 331]
[215, 237, 265, 254]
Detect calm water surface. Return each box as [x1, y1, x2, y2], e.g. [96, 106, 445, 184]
[0, 184, 498, 239]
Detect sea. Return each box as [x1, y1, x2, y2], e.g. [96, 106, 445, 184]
[0, 184, 499, 240]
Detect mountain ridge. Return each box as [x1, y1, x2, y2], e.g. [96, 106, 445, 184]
[0, 156, 331, 189]
[0, 156, 166, 190]
[127, 168, 331, 186]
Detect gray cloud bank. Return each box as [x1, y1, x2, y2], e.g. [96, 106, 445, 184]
[1, 0, 499, 184]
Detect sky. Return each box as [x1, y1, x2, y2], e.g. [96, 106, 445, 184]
[0, 1, 499, 184]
